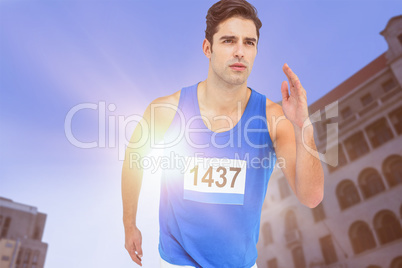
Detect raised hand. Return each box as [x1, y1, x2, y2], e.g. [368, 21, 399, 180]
[280, 63, 310, 129]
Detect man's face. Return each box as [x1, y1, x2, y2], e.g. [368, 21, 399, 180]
[207, 16, 258, 86]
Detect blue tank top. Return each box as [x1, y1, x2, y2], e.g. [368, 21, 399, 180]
[158, 83, 276, 268]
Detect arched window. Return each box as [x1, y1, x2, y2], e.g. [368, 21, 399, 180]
[312, 202, 326, 222]
[285, 210, 298, 232]
[291, 246, 306, 268]
[349, 221, 376, 254]
[390, 256, 402, 268]
[278, 177, 291, 199]
[382, 155, 402, 187]
[358, 168, 385, 199]
[344, 131, 370, 160]
[365, 118, 394, 148]
[336, 180, 361, 210]
[400, 204, 402, 219]
[373, 210, 402, 245]
[262, 222, 273, 246]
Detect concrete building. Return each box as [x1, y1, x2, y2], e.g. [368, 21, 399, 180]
[0, 197, 48, 268]
[257, 16, 402, 268]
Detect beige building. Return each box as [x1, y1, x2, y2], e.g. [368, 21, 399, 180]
[0, 197, 48, 268]
[0, 238, 20, 268]
[257, 16, 402, 268]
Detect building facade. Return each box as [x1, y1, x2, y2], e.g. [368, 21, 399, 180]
[257, 16, 402, 268]
[0, 197, 48, 268]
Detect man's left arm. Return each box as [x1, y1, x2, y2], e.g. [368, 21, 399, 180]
[273, 63, 324, 208]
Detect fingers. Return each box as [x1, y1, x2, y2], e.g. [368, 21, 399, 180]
[135, 240, 143, 259]
[282, 63, 294, 88]
[282, 63, 301, 88]
[125, 240, 143, 266]
[128, 246, 142, 266]
[282, 63, 305, 97]
[281, 81, 289, 101]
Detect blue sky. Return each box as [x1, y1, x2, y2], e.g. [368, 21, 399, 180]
[0, 0, 401, 267]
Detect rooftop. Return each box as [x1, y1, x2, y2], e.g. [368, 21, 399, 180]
[309, 53, 388, 113]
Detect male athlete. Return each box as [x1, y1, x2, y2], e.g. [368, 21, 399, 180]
[122, 0, 324, 267]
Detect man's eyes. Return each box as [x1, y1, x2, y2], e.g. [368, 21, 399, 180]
[223, 40, 255, 46]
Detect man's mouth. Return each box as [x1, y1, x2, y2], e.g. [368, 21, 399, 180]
[229, 63, 246, 71]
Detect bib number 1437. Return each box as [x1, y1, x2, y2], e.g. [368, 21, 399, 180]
[183, 157, 247, 205]
[190, 165, 241, 188]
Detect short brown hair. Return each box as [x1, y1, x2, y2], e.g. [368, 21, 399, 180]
[205, 0, 262, 49]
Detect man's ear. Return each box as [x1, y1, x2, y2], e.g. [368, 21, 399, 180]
[202, 38, 212, 59]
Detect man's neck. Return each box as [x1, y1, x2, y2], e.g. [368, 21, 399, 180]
[198, 79, 251, 115]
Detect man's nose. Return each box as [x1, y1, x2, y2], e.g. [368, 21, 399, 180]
[233, 43, 245, 59]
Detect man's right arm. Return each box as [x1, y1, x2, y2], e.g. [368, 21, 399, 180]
[121, 92, 180, 266]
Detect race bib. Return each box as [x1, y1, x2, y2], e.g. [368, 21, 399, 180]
[183, 157, 247, 205]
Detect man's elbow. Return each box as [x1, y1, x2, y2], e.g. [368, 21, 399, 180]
[303, 192, 324, 208]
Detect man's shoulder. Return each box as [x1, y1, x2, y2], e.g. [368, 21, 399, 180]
[144, 90, 182, 130]
[151, 89, 181, 107]
[265, 97, 284, 118]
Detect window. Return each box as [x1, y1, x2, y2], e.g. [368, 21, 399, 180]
[33, 227, 41, 240]
[389, 106, 402, 135]
[285, 210, 298, 232]
[1, 256, 10, 261]
[312, 202, 326, 222]
[349, 221, 376, 254]
[327, 144, 347, 173]
[398, 33, 402, 45]
[382, 155, 402, 187]
[267, 258, 278, 268]
[292, 246, 306, 268]
[382, 79, 396, 92]
[16, 249, 23, 264]
[361, 94, 373, 106]
[23, 249, 31, 263]
[390, 256, 402, 268]
[341, 107, 353, 119]
[365, 118, 394, 148]
[374, 210, 402, 245]
[358, 168, 385, 199]
[262, 222, 273, 245]
[336, 180, 361, 210]
[338, 144, 348, 166]
[5, 242, 13, 248]
[0, 217, 11, 238]
[319, 118, 332, 137]
[32, 251, 39, 263]
[319, 235, 338, 264]
[344, 132, 370, 160]
[278, 177, 291, 199]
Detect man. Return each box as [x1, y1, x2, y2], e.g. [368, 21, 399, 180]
[122, 0, 324, 267]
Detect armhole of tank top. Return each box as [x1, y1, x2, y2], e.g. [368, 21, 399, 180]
[263, 95, 275, 152]
[163, 88, 186, 139]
